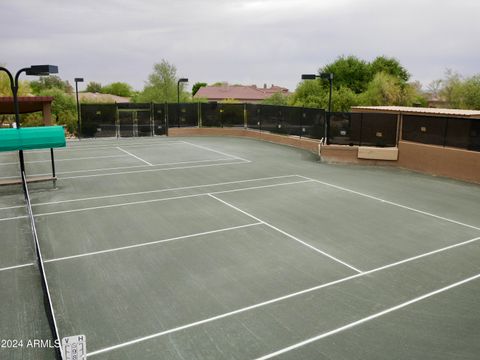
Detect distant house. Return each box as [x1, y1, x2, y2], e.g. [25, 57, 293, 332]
[194, 84, 289, 103]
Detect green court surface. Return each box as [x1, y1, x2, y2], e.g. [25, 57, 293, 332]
[0, 136, 479, 360]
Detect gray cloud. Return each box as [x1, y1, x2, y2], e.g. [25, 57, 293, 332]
[1, 0, 479, 92]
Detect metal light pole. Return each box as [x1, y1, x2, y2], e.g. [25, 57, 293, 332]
[74, 77, 84, 138]
[301, 72, 334, 144]
[177, 78, 188, 127]
[0, 65, 58, 173]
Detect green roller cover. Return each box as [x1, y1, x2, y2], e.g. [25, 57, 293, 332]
[0, 126, 66, 152]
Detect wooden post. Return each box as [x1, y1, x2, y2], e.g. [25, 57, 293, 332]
[43, 101, 52, 126]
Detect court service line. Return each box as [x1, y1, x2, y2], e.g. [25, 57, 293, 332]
[0, 159, 247, 181]
[44, 223, 262, 264]
[0, 175, 301, 211]
[298, 175, 480, 232]
[58, 160, 250, 180]
[86, 235, 480, 358]
[66, 140, 182, 148]
[255, 272, 480, 360]
[116, 147, 153, 166]
[0, 262, 35, 273]
[2, 141, 186, 154]
[0, 154, 129, 166]
[208, 194, 362, 273]
[181, 141, 251, 163]
[0, 179, 312, 221]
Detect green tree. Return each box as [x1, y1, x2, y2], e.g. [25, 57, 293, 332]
[320, 55, 371, 93]
[369, 56, 410, 83]
[192, 82, 207, 96]
[30, 75, 73, 94]
[462, 75, 480, 109]
[439, 70, 464, 108]
[135, 60, 189, 103]
[262, 92, 290, 106]
[330, 86, 359, 112]
[427, 79, 443, 99]
[0, 72, 31, 96]
[86, 81, 102, 93]
[290, 79, 324, 107]
[290, 80, 358, 111]
[360, 72, 402, 105]
[38, 88, 78, 134]
[101, 82, 133, 97]
[360, 72, 425, 106]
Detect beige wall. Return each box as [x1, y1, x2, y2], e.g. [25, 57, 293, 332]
[319, 145, 397, 166]
[168, 127, 321, 153]
[397, 141, 480, 184]
[319, 142, 479, 184]
[167, 127, 480, 184]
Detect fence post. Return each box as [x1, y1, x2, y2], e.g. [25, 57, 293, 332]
[359, 113, 363, 146]
[198, 102, 201, 128]
[244, 103, 247, 129]
[149, 102, 153, 137]
[115, 102, 119, 138]
[165, 102, 169, 136]
[443, 118, 449, 147]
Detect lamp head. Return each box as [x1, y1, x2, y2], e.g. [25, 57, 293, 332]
[26, 65, 59, 76]
[74, 77, 84, 83]
[301, 74, 317, 80]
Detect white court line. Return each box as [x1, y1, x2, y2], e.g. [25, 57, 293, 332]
[255, 273, 480, 360]
[86, 235, 480, 357]
[59, 160, 249, 180]
[208, 194, 362, 273]
[181, 141, 251, 162]
[45, 223, 262, 264]
[0, 179, 312, 221]
[0, 175, 301, 211]
[0, 158, 243, 180]
[0, 141, 186, 156]
[0, 154, 130, 166]
[298, 175, 480, 232]
[0, 262, 35, 273]
[116, 147, 153, 166]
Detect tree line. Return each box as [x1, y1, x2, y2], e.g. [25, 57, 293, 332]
[1, 57, 479, 134]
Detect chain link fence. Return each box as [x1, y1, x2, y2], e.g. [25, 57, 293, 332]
[79, 103, 480, 152]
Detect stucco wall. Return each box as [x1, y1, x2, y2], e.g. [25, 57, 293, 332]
[318, 145, 397, 166]
[168, 127, 321, 153]
[397, 141, 480, 184]
[167, 127, 480, 184]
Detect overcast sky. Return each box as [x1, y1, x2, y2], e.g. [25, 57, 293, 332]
[1, 0, 479, 92]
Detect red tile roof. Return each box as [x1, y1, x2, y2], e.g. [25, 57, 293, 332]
[194, 85, 289, 102]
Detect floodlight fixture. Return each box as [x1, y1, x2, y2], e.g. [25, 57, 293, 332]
[300, 71, 334, 144]
[74, 77, 84, 138]
[26, 65, 59, 76]
[177, 78, 189, 128]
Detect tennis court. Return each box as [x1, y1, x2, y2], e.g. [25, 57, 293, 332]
[1, 136, 479, 359]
